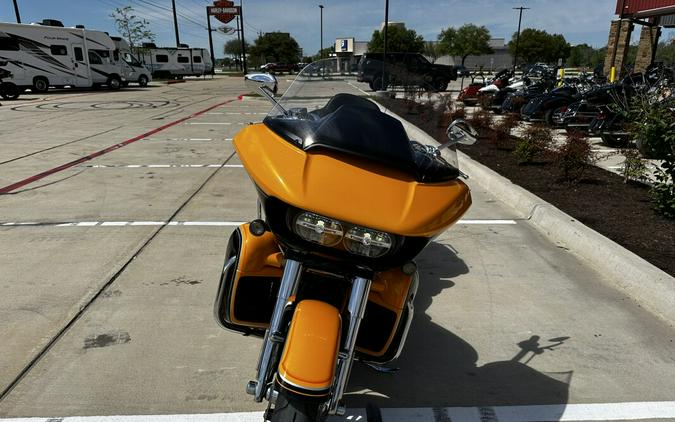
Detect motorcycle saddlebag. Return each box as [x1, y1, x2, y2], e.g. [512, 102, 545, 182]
[214, 223, 283, 337]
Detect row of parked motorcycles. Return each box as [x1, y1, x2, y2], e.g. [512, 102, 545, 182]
[457, 63, 675, 149]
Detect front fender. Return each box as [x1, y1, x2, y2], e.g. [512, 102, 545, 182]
[277, 300, 341, 396]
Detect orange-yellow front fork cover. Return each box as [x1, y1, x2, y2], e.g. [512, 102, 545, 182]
[278, 300, 341, 392]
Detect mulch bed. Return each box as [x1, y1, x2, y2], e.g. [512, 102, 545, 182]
[377, 97, 675, 277]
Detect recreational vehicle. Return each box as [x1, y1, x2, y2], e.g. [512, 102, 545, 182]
[138, 44, 213, 79]
[111, 37, 152, 87]
[0, 20, 126, 93]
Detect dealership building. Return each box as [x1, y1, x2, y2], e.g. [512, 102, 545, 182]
[604, 0, 675, 77]
[334, 24, 513, 72]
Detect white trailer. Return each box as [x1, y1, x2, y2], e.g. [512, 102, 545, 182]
[111, 37, 152, 87]
[0, 20, 126, 93]
[138, 45, 213, 78]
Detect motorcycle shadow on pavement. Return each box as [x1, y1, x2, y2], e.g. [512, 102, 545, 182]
[346, 241, 571, 413]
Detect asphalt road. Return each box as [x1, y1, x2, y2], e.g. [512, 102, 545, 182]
[0, 76, 673, 422]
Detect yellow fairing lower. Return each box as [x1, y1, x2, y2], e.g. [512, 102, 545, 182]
[278, 300, 341, 393]
[234, 124, 471, 237]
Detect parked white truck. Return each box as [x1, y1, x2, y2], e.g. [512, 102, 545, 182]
[138, 43, 213, 79]
[111, 37, 152, 87]
[0, 19, 126, 93]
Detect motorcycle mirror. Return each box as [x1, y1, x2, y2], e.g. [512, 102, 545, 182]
[244, 73, 278, 95]
[244, 73, 286, 115]
[445, 119, 478, 146]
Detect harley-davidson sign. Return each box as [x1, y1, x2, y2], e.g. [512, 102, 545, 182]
[208, 0, 239, 24]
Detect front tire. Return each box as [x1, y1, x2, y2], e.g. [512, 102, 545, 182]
[372, 74, 388, 91]
[32, 77, 49, 93]
[270, 392, 326, 422]
[0, 82, 20, 100]
[138, 75, 149, 87]
[108, 76, 122, 90]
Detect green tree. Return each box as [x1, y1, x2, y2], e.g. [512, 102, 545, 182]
[224, 39, 249, 58]
[423, 41, 442, 63]
[568, 43, 594, 67]
[437, 24, 493, 66]
[248, 32, 301, 66]
[367, 25, 425, 53]
[656, 40, 675, 65]
[110, 6, 155, 49]
[508, 28, 570, 65]
[312, 47, 334, 61]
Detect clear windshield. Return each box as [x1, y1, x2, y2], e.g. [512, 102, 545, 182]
[264, 58, 460, 171]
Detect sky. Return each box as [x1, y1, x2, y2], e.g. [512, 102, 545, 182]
[1, 0, 674, 58]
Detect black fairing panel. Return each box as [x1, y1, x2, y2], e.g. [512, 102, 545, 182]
[307, 105, 416, 174]
[264, 94, 460, 183]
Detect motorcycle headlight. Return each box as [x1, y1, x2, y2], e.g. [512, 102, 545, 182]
[343, 227, 392, 258]
[294, 212, 343, 247]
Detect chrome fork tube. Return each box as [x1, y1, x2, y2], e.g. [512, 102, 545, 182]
[328, 276, 372, 415]
[248, 259, 303, 402]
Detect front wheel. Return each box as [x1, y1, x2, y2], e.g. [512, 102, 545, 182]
[372, 74, 388, 91]
[107, 76, 122, 90]
[138, 75, 149, 87]
[0, 82, 21, 100]
[270, 392, 326, 422]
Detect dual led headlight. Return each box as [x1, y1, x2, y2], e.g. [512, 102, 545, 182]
[294, 212, 393, 258]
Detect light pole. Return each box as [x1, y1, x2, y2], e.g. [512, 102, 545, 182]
[381, 0, 389, 91]
[13, 0, 21, 23]
[240, 0, 248, 74]
[319, 5, 324, 59]
[171, 0, 180, 47]
[512, 6, 530, 70]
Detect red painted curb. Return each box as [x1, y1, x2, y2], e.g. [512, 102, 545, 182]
[0, 97, 240, 194]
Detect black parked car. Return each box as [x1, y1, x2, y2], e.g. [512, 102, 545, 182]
[357, 52, 457, 92]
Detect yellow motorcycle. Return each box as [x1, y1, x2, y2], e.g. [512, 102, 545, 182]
[215, 58, 477, 421]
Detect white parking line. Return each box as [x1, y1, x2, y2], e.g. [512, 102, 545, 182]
[2, 401, 675, 421]
[0, 220, 515, 228]
[458, 219, 517, 225]
[206, 112, 267, 115]
[84, 164, 243, 168]
[185, 122, 247, 125]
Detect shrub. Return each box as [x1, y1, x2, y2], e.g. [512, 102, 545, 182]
[552, 130, 597, 182]
[515, 124, 553, 164]
[624, 94, 675, 217]
[438, 101, 467, 128]
[620, 148, 648, 183]
[650, 160, 675, 219]
[467, 109, 494, 136]
[626, 96, 674, 159]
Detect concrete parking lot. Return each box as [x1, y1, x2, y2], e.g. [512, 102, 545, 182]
[0, 76, 674, 422]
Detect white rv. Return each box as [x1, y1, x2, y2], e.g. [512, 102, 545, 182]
[111, 37, 152, 87]
[0, 20, 126, 92]
[138, 44, 213, 78]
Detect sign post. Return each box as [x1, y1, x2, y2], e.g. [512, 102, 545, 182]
[207, 0, 246, 74]
[206, 10, 215, 75]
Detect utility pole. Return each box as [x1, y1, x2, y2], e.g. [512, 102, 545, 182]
[240, 0, 247, 74]
[206, 9, 215, 75]
[512, 6, 530, 70]
[381, 0, 389, 90]
[319, 5, 324, 59]
[12, 0, 21, 23]
[236, 15, 242, 71]
[171, 0, 180, 47]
